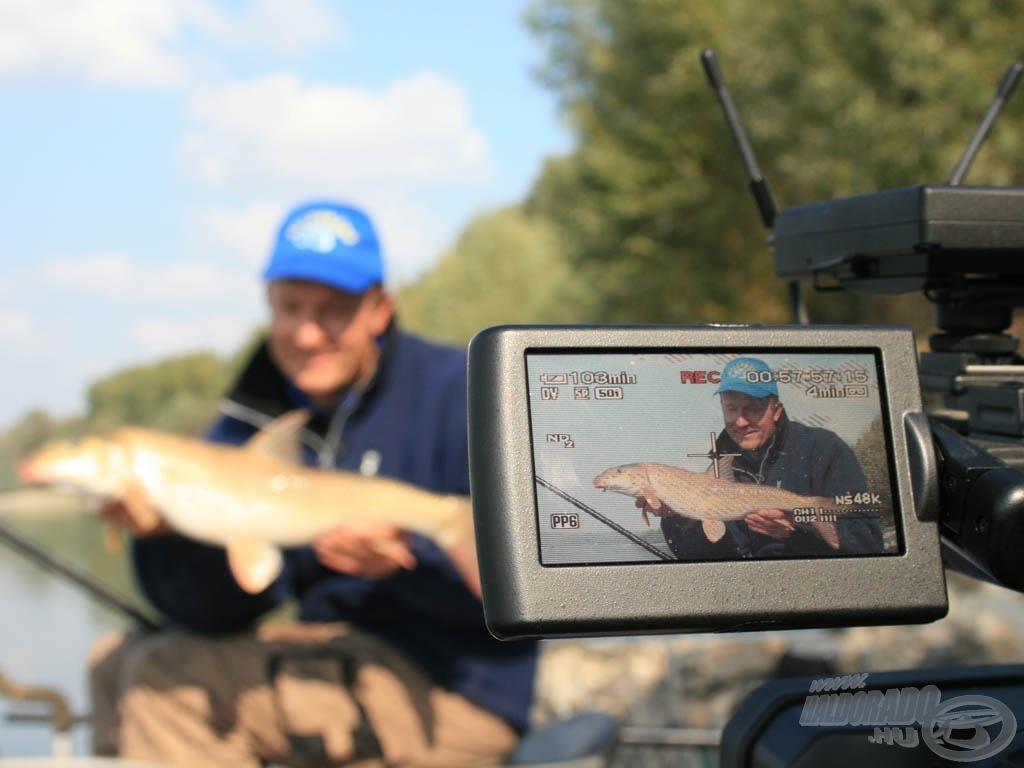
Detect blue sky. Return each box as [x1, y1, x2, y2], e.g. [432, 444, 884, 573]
[0, 0, 570, 428]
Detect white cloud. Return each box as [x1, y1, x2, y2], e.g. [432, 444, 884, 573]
[36, 254, 257, 306]
[0, 308, 41, 350]
[196, 203, 287, 269]
[181, 72, 491, 188]
[364, 195, 455, 283]
[131, 312, 255, 356]
[0, 0, 342, 85]
[0, 0, 186, 85]
[26, 253, 266, 359]
[185, 0, 343, 56]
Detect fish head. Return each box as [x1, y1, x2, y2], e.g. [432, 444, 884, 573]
[593, 464, 647, 494]
[18, 436, 127, 496]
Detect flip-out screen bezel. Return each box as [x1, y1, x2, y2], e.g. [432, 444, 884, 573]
[468, 325, 947, 639]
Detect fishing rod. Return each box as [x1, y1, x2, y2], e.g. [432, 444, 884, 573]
[534, 475, 673, 561]
[0, 515, 160, 631]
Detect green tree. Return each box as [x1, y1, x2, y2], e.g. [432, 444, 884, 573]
[85, 352, 230, 434]
[398, 205, 593, 346]
[526, 0, 1023, 329]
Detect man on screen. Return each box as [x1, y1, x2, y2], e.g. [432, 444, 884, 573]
[652, 357, 884, 559]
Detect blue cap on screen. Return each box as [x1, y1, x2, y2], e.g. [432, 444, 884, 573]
[714, 357, 779, 398]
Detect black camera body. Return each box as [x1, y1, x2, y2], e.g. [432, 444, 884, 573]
[467, 54, 1024, 640]
[468, 325, 948, 639]
[465, 49, 1024, 766]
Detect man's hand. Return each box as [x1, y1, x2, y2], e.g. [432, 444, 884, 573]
[313, 521, 417, 579]
[744, 508, 795, 539]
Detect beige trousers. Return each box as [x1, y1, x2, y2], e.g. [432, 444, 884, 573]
[89, 623, 517, 768]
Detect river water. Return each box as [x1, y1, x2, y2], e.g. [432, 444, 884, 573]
[0, 512, 140, 758]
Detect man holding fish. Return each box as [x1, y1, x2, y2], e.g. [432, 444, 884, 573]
[646, 356, 884, 559]
[87, 201, 537, 767]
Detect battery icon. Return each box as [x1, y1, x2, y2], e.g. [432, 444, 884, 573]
[540, 373, 568, 385]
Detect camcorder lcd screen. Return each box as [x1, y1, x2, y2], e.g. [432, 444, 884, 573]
[469, 326, 946, 637]
[525, 349, 900, 566]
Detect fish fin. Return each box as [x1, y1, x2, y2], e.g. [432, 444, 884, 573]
[123, 482, 161, 534]
[103, 522, 124, 555]
[718, 455, 735, 481]
[704, 455, 735, 481]
[702, 519, 727, 543]
[227, 540, 283, 594]
[812, 520, 840, 550]
[643, 489, 661, 511]
[244, 410, 310, 465]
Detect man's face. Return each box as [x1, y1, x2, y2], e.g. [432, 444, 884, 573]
[267, 280, 393, 408]
[720, 391, 783, 454]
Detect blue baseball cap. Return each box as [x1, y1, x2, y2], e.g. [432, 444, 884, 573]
[714, 357, 779, 399]
[262, 201, 384, 293]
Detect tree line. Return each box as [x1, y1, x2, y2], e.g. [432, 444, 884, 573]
[406, 0, 1022, 338]
[3, 0, 1023, 489]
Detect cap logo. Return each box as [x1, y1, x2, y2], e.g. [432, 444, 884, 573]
[727, 360, 759, 380]
[285, 210, 360, 253]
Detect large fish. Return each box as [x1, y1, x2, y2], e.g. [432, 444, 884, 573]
[593, 458, 866, 550]
[17, 411, 473, 594]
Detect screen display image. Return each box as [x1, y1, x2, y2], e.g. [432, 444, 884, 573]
[526, 350, 900, 566]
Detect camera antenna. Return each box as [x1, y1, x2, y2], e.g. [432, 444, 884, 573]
[700, 49, 777, 228]
[948, 61, 1023, 185]
[700, 49, 809, 324]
